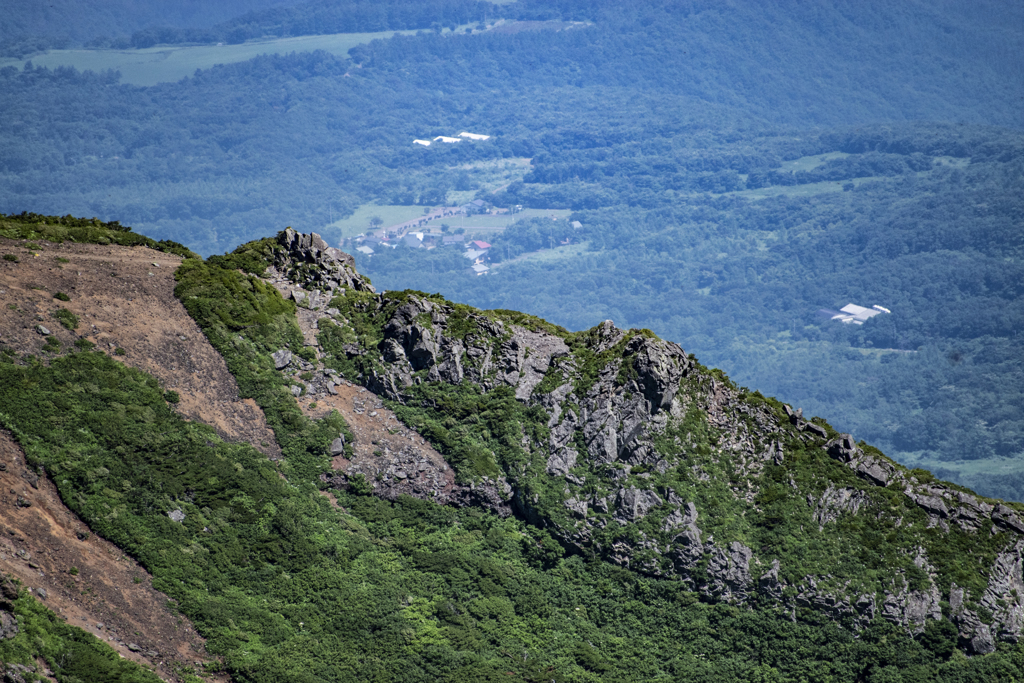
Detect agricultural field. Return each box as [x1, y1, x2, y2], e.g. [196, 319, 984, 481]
[0, 30, 418, 86]
[327, 204, 429, 239]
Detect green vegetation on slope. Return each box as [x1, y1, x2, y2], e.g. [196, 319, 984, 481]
[0, 575, 163, 683]
[1, 347, 1023, 681]
[0, 212, 197, 259]
[0, 225, 1023, 680]
[318, 285, 1015, 606]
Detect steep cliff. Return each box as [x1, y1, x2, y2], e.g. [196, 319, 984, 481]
[264, 229, 1024, 654]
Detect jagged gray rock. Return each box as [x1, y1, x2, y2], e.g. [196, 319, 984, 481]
[810, 485, 866, 527]
[272, 349, 292, 369]
[613, 487, 663, 523]
[0, 611, 17, 640]
[275, 228, 374, 294]
[703, 541, 753, 600]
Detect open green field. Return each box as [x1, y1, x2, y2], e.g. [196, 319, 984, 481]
[777, 151, 850, 172]
[447, 158, 534, 204]
[489, 238, 589, 270]
[729, 178, 866, 199]
[327, 204, 429, 238]
[330, 204, 571, 238]
[453, 207, 572, 229]
[0, 31, 418, 86]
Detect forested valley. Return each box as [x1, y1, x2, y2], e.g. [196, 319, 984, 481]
[1, 2, 1024, 679]
[0, 1, 1021, 492]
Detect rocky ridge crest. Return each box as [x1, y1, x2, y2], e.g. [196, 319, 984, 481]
[260, 231, 1024, 652]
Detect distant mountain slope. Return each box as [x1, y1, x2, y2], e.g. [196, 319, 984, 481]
[0, 0, 297, 46]
[4, 216, 1024, 680]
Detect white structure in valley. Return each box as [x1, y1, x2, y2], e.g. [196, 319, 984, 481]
[831, 303, 890, 325]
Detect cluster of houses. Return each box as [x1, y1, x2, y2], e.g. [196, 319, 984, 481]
[351, 232, 494, 275]
[413, 131, 491, 147]
[819, 303, 891, 325]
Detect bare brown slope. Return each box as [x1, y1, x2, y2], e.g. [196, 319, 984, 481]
[0, 237, 279, 459]
[0, 236, 290, 681]
[0, 431, 215, 679]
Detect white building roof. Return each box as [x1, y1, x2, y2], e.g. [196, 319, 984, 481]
[463, 249, 487, 260]
[459, 132, 491, 140]
[830, 302, 889, 325]
[839, 303, 882, 322]
[356, 245, 374, 255]
[434, 136, 462, 143]
[413, 139, 431, 146]
[471, 264, 490, 273]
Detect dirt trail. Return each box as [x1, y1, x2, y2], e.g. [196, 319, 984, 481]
[0, 431, 219, 681]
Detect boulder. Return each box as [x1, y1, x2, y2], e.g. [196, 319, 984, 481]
[0, 612, 17, 641]
[613, 487, 663, 523]
[272, 349, 292, 369]
[800, 421, 828, 439]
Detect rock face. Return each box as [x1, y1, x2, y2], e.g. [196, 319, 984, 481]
[273, 228, 374, 295]
[262, 231, 1024, 651]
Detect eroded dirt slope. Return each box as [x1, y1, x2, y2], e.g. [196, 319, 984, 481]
[0, 237, 293, 680]
[0, 431, 214, 680]
[0, 237, 279, 459]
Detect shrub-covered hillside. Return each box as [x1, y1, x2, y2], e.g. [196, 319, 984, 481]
[2, 215, 1024, 681]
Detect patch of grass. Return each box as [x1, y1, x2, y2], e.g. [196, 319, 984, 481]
[3, 253, 18, 262]
[0, 212, 197, 259]
[327, 203, 432, 238]
[53, 291, 71, 301]
[74, 338, 95, 351]
[114, 347, 126, 356]
[6, 30, 421, 86]
[52, 307, 79, 330]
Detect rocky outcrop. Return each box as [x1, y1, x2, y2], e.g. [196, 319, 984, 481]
[273, 228, 374, 294]
[810, 485, 866, 528]
[261, 231, 1024, 650]
[703, 542, 754, 600]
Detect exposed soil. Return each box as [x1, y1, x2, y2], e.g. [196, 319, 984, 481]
[0, 431, 220, 681]
[0, 237, 280, 460]
[0, 236, 294, 681]
[300, 382, 460, 502]
[271, 274, 461, 501]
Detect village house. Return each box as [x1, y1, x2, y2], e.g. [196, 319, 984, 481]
[459, 132, 491, 140]
[828, 303, 890, 325]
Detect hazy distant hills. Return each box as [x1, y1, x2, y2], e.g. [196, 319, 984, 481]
[0, 0, 297, 47]
[0, 0, 1021, 500]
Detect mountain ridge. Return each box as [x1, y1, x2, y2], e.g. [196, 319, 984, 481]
[3, 215, 1024, 681]
[251, 227, 1024, 654]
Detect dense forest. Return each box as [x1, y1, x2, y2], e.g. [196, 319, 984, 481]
[0, 0, 297, 57]
[0, 0, 1021, 500]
